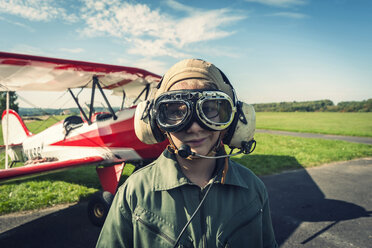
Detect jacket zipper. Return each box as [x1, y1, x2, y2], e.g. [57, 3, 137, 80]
[135, 215, 176, 245]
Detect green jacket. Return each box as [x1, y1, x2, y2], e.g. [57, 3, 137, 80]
[96, 150, 277, 248]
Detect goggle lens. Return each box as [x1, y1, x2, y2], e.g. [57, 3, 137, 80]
[158, 102, 188, 126]
[201, 99, 232, 124]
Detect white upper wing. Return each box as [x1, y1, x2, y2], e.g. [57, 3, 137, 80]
[0, 52, 161, 99]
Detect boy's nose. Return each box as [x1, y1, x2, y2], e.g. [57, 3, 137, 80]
[185, 121, 204, 133]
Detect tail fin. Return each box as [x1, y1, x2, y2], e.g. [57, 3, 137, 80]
[2, 109, 31, 145]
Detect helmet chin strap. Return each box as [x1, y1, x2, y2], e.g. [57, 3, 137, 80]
[166, 132, 223, 160]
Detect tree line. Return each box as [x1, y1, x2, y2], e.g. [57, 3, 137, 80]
[252, 99, 372, 112]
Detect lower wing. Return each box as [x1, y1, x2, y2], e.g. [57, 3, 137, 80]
[0, 156, 106, 183]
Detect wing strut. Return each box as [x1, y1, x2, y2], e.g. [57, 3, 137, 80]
[133, 83, 150, 105]
[68, 76, 117, 124]
[68, 88, 92, 125]
[120, 90, 126, 110]
[5, 91, 9, 169]
[89, 78, 96, 121]
[93, 76, 117, 120]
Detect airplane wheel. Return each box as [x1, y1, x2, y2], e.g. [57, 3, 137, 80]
[87, 191, 114, 227]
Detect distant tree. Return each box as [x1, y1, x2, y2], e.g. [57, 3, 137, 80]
[364, 99, 372, 112]
[0, 91, 19, 114]
[253, 99, 335, 112]
[337, 99, 372, 112]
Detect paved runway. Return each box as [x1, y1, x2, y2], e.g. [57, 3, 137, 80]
[0, 158, 371, 247]
[265, 157, 372, 248]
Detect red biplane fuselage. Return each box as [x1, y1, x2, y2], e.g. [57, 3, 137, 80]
[1, 108, 167, 181]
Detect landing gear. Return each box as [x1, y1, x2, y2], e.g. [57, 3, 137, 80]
[87, 191, 114, 227]
[89, 163, 124, 226]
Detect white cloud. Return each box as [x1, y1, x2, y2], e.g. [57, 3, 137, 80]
[126, 39, 190, 58]
[174, 9, 242, 47]
[79, 0, 246, 58]
[165, 0, 195, 13]
[59, 48, 85, 53]
[245, 0, 307, 8]
[0, 0, 77, 22]
[1, 0, 246, 60]
[270, 12, 308, 18]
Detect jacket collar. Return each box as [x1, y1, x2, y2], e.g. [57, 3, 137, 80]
[152, 149, 250, 191]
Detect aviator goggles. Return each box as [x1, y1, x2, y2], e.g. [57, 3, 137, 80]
[154, 90, 236, 133]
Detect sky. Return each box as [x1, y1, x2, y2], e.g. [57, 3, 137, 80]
[0, 0, 371, 108]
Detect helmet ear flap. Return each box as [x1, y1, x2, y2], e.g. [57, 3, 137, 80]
[134, 100, 165, 144]
[223, 101, 256, 149]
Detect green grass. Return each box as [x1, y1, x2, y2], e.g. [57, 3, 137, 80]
[0, 180, 96, 214]
[232, 133, 372, 175]
[24, 116, 66, 134]
[0, 164, 136, 214]
[256, 112, 372, 137]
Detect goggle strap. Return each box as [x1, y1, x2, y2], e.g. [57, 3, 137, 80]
[166, 133, 177, 152]
[222, 101, 243, 146]
[217, 68, 238, 104]
[141, 100, 152, 120]
[221, 157, 229, 184]
[166, 144, 176, 154]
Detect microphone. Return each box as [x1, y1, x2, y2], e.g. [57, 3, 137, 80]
[177, 144, 193, 158]
[176, 140, 256, 159]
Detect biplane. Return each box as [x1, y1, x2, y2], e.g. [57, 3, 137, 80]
[0, 52, 168, 226]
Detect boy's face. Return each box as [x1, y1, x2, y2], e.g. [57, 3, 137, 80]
[167, 80, 221, 157]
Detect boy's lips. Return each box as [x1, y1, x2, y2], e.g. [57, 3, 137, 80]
[185, 137, 207, 146]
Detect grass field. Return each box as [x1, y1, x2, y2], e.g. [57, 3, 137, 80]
[0, 164, 136, 215]
[232, 133, 371, 175]
[256, 112, 372, 137]
[0, 113, 371, 215]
